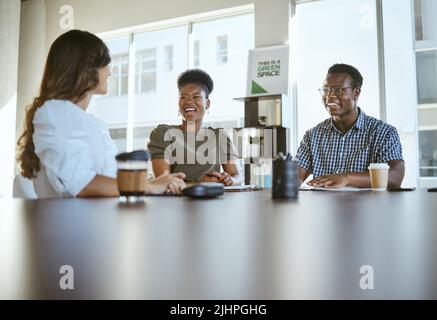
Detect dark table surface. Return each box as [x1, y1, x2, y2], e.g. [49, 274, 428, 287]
[1, 189, 437, 299]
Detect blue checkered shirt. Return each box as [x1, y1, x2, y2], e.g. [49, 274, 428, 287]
[296, 108, 404, 178]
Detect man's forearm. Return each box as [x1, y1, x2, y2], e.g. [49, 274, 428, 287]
[387, 160, 405, 188]
[346, 172, 372, 188]
[346, 165, 404, 189]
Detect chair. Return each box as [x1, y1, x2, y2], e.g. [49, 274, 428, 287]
[13, 174, 37, 199]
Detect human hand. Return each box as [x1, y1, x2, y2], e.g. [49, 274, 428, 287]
[149, 172, 186, 194]
[201, 170, 222, 183]
[308, 173, 349, 188]
[218, 172, 233, 186]
[166, 172, 187, 194]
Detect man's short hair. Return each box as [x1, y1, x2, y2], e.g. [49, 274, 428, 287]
[327, 63, 363, 88]
[177, 69, 214, 97]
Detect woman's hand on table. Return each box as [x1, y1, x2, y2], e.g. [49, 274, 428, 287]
[148, 172, 186, 194]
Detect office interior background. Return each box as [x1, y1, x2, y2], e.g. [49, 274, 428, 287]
[0, 0, 436, 198]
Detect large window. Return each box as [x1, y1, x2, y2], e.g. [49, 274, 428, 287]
[88, 11, 254, 153]
[414, 0, 437, 178]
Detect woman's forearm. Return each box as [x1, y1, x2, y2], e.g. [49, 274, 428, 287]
[77, 175, 119, 197]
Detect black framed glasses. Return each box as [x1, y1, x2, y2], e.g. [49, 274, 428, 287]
[318, 87, 353, 96]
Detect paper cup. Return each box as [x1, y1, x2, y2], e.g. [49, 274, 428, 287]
[368, 163, 389, 191]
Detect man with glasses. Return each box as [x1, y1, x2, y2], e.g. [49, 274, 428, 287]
[296, 63, 405, 188]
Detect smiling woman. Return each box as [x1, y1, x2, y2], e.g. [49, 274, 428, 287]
[147, 69, 241, 186]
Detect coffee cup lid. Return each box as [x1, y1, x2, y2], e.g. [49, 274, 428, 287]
[116, 150, 150, 162]
[368, 163, 389, 169]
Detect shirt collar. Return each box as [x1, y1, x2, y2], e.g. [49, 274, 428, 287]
[323, 107, 365, 131]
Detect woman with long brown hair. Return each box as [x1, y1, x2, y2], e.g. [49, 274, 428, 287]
[17, 30, 185, 198]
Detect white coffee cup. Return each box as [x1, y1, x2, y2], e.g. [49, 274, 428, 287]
[368, 163, 389, 191]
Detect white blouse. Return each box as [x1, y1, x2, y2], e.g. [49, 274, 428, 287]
[32, 99, 117, 198]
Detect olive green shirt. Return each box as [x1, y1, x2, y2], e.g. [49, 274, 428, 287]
[148, 124, 238, 182]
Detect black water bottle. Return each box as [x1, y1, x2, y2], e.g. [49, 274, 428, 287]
[272, 153, 299, 199]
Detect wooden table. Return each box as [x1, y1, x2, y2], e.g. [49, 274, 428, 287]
[1, 189, 437, 299]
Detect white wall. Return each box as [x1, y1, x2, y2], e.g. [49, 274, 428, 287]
[0, 0, 20, 198]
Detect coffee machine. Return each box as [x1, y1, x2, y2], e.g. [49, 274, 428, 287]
[233, 94, 291, 187]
